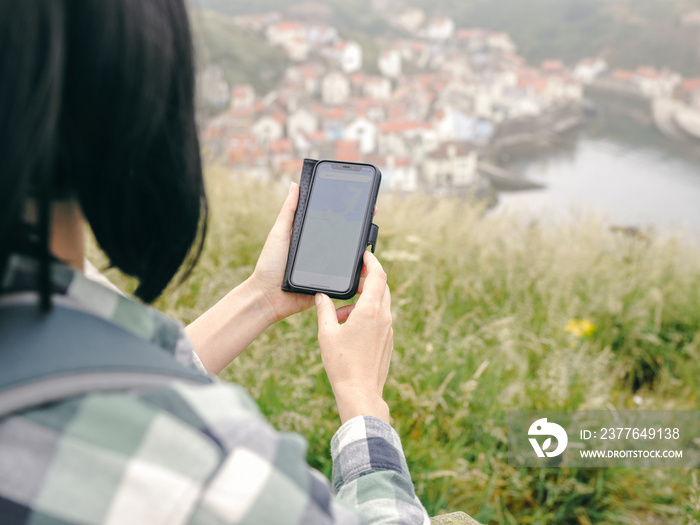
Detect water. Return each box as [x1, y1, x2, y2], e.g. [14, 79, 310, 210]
[493, 117, 700, 236]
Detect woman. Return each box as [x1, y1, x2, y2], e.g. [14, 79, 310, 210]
[0, 1, 429, 524]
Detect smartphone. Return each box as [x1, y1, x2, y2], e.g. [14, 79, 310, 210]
[285, 160, 381, 299]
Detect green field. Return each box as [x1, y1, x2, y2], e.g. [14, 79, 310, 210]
[90, 169, 700, 523]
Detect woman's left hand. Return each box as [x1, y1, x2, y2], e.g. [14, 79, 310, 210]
[248, 182, 315, 325]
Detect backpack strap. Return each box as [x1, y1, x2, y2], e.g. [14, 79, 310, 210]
[0, 295, 211, 418]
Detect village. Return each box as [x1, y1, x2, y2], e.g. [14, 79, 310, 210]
[198, 4, 700, 195]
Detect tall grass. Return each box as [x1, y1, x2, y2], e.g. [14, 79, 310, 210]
[89, 167, 700, 524]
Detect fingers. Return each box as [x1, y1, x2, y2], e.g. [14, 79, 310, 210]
[356, 276, 365, 295]
[356, 262, 368, 294]
[335, 303, 357, 323]
[357, 251, 388, 306]
[315, 293, 339, 329]
[269, 182, 299, 239]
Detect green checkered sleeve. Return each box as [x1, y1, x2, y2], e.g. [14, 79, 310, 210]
[0, 379, 428, 524]
[331, 416, 431, 524]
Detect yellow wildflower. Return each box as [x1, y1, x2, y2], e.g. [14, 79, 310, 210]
[565, 318, 597, 338]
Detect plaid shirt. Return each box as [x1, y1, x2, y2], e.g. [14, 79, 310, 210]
[0, 255, 429, 524]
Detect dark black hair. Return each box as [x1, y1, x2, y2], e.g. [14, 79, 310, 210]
[0, 0, 208, 305]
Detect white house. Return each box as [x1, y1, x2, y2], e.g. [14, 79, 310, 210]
[266, 21, 306, 47]
[683, 78, 700, 109]
[377, 121, 422, 157]
[307, 25, 338, 45]
[423, 141, 478, 188]
[378, 49, 402, 78]
[251, 114, 285, 145]
[344, 117, 378, 155]
[363, 76, 392, 101]
[500, 90, 542, 119]
[456, 28, 488, 52]
[268, 139, 294, 170]
[573, 58, 607, 84]
[392, 8, 425, 33]
[633, 67, 682, 99]
[474, 89, 494, 119]
[488, 32, 517, 54]
[385, 156, 417, 192]
[435, 108, 472, 141]
[321, 71, 351, 106]
[287, 107, 318, 147]
[333, 41, 363, 73]
[283, 38, 310, 62]
[230, 84, 255, 110]
[422, 17, 454, 41]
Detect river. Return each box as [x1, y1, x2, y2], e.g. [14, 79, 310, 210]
[493, 115, 700, 238]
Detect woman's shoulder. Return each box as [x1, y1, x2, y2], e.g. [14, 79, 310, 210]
[0, 379, 301, 524]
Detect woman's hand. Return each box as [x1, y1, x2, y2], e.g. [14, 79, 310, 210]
[187, 183, 312, 373]
[249, 182, 315, 325]
[315, 251, 393, 424]
[187, 183, 375, 374]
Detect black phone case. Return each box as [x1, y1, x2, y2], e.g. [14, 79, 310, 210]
[282, 158, 380, 300]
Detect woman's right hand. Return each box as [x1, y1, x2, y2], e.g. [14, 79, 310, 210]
[315, 251, 393, 425]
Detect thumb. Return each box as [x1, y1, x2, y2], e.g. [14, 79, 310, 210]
[270, 182, 299, 237]
[315, 293, 338, 329]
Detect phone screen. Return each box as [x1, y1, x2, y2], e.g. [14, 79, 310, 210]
[291, 162, 378, 293]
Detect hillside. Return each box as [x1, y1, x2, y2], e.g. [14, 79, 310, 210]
[192, 0, 700, 76]
[408, 0, 700, 75]
[190, 9, 289, 94]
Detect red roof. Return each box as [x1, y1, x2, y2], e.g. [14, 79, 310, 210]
[269, 139, 293, 155]
[636, 66, 660, 79]
[333, 140, 360, 163]
[517, 69, 542, 88]
[682, 78, 700, 92]
[319, 107, 346, 120]
[277, 158, 304, 174]
[274, 22, 301, 32]
[306, 131, 326, 141]
[613, 70, 634, 82]
[362, 154, 386, 168]
[534, 79, 549, 94]
[379, 121, 421, 134]
[227, 138, 265, 166]
[228, 107, 253, 119]
[387, 106, 406, 120]
[365, 76, 388, 85]
[542, 60, 564, 72]
[233, 85, 253, 97]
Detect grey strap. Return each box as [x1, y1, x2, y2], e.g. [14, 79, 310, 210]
[0, 298, 211, 417]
